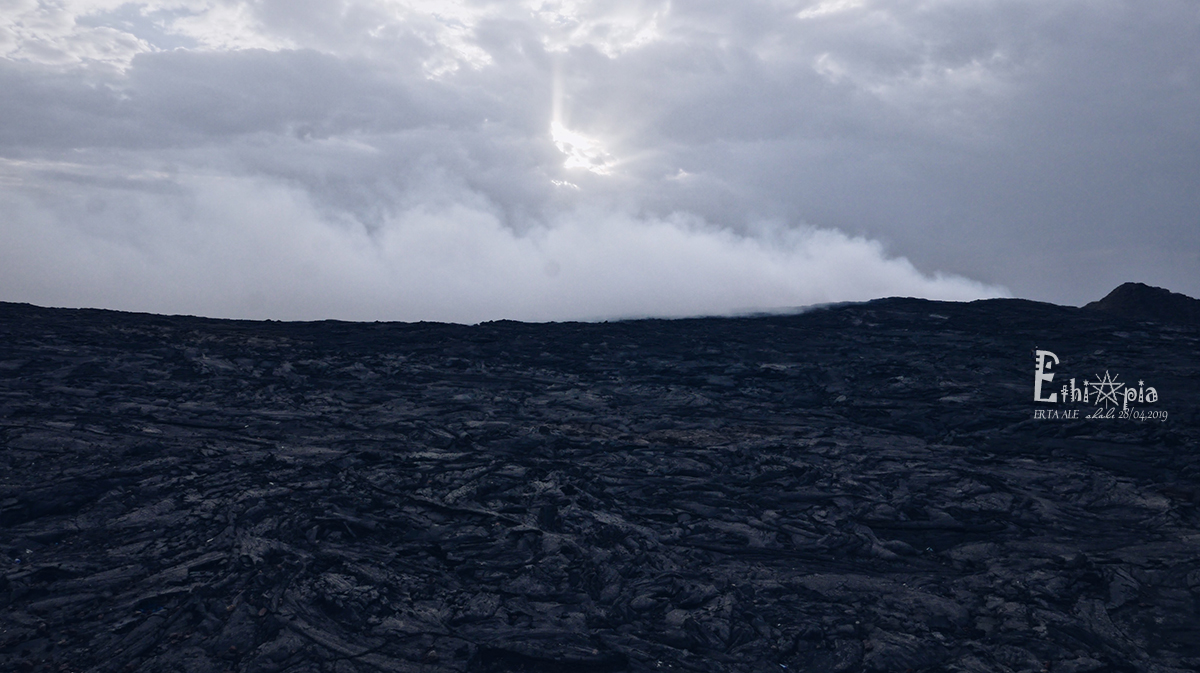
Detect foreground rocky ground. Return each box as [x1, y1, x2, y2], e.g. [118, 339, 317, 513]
[2, 288, 1199, 673]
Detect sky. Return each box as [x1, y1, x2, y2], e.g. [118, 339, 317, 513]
[1, 0, 1197, 323]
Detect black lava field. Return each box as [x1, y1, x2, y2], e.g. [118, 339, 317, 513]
[2, 286, 1199, 673]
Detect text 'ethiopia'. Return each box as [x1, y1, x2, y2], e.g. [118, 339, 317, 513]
[1034, 350, 1158, 409]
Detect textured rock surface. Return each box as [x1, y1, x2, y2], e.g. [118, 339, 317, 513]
[1, 294, 1198, 672]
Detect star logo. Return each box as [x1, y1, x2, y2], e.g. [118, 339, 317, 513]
[1088, 371, 1124, 406]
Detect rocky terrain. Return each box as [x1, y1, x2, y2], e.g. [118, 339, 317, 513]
[2, 285, 1199, 673]
[1082, 283, 1200, 326]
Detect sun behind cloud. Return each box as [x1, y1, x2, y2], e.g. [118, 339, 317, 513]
[550, 120, 615, 175]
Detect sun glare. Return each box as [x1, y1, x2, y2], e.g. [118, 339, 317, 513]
[549, 62, 617, 176]
[550, 121, 615, 175]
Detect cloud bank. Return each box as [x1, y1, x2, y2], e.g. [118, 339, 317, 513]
[0, 162, 997, 322]
[2, 1, 1197, 320]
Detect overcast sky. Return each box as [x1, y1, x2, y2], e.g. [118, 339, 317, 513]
[1, 1, 1196, 322]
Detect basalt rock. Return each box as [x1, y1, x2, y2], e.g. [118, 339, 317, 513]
[1082, 282, 1200, 325]
[1, 288, 1198, 673]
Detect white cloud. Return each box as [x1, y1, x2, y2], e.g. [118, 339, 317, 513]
[796, 0, 863, 21]
[0, 168, 1004, 322]
[529, 0, 668, 56]
[0, 0, 155, 70]
[164, 1, 294, 52]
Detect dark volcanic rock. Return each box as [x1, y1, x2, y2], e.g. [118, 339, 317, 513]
[1082, 282, 1200, 325]
[1, 291, 1199, 673]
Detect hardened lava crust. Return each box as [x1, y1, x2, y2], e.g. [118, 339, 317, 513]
[1, 286, 1199, 673]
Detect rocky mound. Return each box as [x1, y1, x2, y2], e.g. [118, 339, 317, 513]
[1082, 282, 1200, 325]
[1, 291, 1198, 673]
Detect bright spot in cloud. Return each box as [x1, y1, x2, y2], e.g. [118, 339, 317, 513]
[551, 120, 616, 174]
